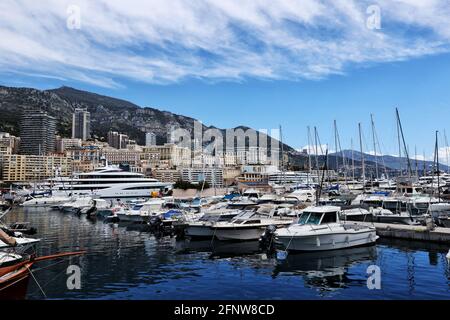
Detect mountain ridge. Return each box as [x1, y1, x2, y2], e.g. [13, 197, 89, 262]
[0, 85, 294, 152]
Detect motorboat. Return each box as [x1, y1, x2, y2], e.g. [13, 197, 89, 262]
[341, 208, 373, 222]
[428, 203, 450, 225]
[21, 195, 74, 208]
[371, 207, 418, 225]
[439, 215, 450, 228]
[80, 199, 112, 216]
[116, 198, 166, 222]
[210, 209, 293, 241]
[286, 188, 316, 203]
[275, 206, 378, 252]
[59, 196, 93, 213]
[185, 211, 243, 239]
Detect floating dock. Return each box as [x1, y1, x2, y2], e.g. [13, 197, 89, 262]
[354, 222, 450, 244]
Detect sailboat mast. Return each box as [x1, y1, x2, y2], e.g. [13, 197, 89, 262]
[334, 120, 339, 176]
[314, 126, 319, 171]
[359, 123, 366, 188]
[396, 108, 413, 178]
[371, 114, 379, 180]
[415, 145, 419, 177]
[279, 124, 285, 184]
[351, 139, 355, 182]
[307, 126, 312, 176]
[445, 130, 450, 174]
[436, 131, 441, 202]
[397, 112, 403, 176]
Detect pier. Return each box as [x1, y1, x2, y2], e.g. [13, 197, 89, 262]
[354, 222, 450, 244]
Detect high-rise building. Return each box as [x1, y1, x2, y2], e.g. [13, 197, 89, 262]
[146, 132, 157, 147]
[72, 108, 91, 140]
[107, 131, 129, 149]
[19, 111, 56, 155]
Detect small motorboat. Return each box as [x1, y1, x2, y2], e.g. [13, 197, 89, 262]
[211, 209, 293, 241]
[341, 208, 373, 222]
[59, 196, 93, 213]
[21, 195, 74, 208]
[275, 206, 378, 252]
[371, 208, 418, 225]
[117, 198, 166, 223]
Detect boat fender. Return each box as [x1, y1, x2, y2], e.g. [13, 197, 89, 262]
[447, 250, 450, 260]
[316, 237, 321, 247]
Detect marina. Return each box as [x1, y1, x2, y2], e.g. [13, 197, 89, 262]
[0, 207, 449, 300]
[3, 1, 450, 313]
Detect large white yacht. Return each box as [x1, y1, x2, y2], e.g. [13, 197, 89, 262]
[50, 166, 173, 201]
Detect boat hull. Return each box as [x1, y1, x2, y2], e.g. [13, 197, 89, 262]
[185, 224, 215, 238]
[215, 227, 266, 241]
[372, 215, 416, 225]
[276, 230, 378, 252]
[0, 262, 33, 300]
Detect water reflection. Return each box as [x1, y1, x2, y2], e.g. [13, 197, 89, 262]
[176, 240, 263, 259]
[3, 208, 450, 300]
[273, 246, 377, 291]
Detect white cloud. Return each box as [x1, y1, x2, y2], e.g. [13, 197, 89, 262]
[0, 0, 450, 87]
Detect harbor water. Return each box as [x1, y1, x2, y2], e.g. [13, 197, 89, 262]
[4, 208, 450, 300]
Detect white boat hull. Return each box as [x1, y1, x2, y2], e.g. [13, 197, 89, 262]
[185, 224, 215, 238]
[215, 227, 266, 241]
[276, 230, 378, 252]
[117, 213, 144, 222]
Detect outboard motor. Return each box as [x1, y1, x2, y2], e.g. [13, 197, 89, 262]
[260, 225, 278, 251]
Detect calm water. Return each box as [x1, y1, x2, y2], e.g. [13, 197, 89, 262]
[4, 208, 450, 300]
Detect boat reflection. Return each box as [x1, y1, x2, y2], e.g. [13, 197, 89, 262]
[176, 239, 264, 259]
[273, 246, 378, 291]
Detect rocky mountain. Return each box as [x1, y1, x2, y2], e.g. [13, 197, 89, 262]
[0, 85, 293, 153]
[334, 150, 448, 173]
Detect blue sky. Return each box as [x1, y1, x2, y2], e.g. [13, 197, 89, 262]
[2, 1, 450, 160]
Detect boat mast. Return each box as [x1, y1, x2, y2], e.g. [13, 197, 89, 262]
[314, 127, 319, 171]
[445, 130, 450, 174]
[435, 131, 441, 202]
[351, 139, 355, 182]
[359, 123, 366, 189]
[396, 108, 413, 179]
[334, 120, 339, 177]
[415, 145, 419, 178]
[307, 126, 313, 184]
[279, 124, 285, 185]
[397, 112, 403, 176]
[371, 114, 379, 181]
[335, 121, 348, 185]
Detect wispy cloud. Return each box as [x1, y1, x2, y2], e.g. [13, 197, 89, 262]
[1, 0, 450, 88]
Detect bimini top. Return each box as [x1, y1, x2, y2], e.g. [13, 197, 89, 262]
[301, 206, 341, 213]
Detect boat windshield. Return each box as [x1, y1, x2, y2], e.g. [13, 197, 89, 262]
[132, 205, 144, 210]
[298, 212, 323, 225]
